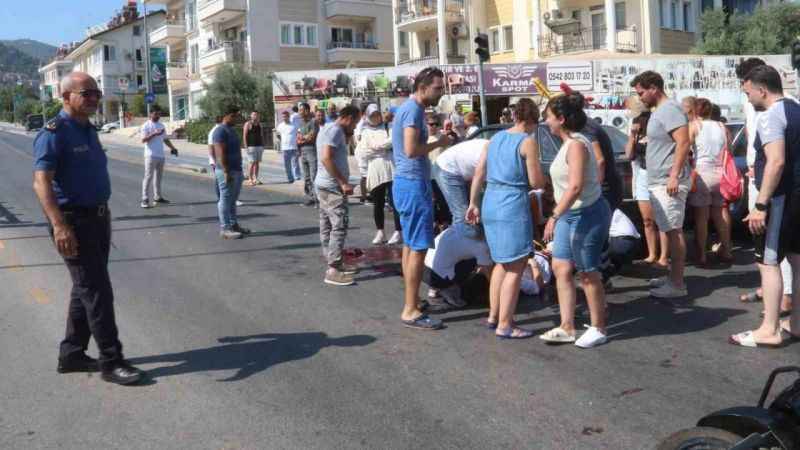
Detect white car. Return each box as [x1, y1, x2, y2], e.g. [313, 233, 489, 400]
[100, 121, 120, 133]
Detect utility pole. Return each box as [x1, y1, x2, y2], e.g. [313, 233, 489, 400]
[474, 33, 490, 128]
[142, 1, 153, 116]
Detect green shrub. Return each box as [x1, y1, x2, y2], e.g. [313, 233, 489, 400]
[184, 120, 244, 145]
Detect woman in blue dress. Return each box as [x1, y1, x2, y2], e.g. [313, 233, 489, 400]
[466, 99, 545, 339]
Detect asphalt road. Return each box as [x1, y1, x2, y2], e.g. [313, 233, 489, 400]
[0, 127, 797, 450]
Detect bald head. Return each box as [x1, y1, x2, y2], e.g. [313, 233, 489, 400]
[60, 71, 101, 121]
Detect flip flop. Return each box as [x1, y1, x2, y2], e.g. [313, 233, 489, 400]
[496, 327, 534, 340]
[740, 291, 763, 303]
[780, 324, 800, 342]
[482, 320, 498, 330]
[759, 309, 793, 318]
[539, 327, 576, 344]
[728, 331, 785, 348]
[401, 314, 443, 330]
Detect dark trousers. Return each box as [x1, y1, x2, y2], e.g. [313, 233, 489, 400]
[300, 146, 317, 204]
[50, 208, 123, 370]
[371, 181, 401, 231]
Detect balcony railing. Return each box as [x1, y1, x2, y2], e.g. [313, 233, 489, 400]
[538, 26, 639, 57]
[326, 41, 379, 50]
[200, 41, 246, 68]
[398, 54, 466, 66]
[395, 0, 464, 24]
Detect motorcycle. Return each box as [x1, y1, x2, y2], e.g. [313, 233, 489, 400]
[657, 366, 800, 450]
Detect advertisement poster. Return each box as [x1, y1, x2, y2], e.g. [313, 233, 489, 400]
[149, 47, 167, 95]
[443, 63, 547, 96]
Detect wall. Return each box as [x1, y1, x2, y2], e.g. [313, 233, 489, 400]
[659, 29, 695, 53]
[248, 0, 281, 64]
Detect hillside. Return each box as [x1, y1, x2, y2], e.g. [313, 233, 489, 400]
[0, 39, 57, 62]
[0, 42, 42, 85]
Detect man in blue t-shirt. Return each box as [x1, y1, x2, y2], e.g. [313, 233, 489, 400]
[32, 71, 144, 385]
[212, 106, 249, 239]
[391, 67, 452, 331]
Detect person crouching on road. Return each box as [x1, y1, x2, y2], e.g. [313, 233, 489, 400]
[212, 106, 250, 239]
[466, 98, 545, 339]
[140, 105, 179, 209]
[315, 105, 362, 286]
[539, 94, 612, 349]
[33, 72, 145, 385]
[242, 111, 265, 186]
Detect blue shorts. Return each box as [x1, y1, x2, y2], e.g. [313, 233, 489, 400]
[392, 176, 434, 251]
[552, 198, 611, 273]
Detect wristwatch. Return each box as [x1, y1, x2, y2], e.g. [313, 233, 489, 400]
[755, 202, 768, 212]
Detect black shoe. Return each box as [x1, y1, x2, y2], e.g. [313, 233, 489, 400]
[232, 224, 251, 235]
[154, 198, 170, 204]
[303, 199, 316, 207]
[101, 362, 145, 385]
[57, 353, 99, 374]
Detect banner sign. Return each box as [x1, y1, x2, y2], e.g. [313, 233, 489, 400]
[546, 62, 593, 92]
[443, 63, 547, 96]
[149, 47, 167, 95]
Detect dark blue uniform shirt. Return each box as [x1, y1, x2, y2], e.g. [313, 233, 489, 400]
[33, 110, 111, 207]
[211, 123, 243, 171]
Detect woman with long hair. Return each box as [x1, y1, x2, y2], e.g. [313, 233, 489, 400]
[466, 98, 544, 338]
[540, 94, 612, 348]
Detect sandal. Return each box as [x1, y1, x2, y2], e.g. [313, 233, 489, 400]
[401, 314, 443, 330]
[539, 327, 576, 344]
[739, 291, 762, 303]
[496, 327, 533, 340]
[482, 319, 498, 330]
[728, 331, 785, 348]
[759, 309, 793, 319]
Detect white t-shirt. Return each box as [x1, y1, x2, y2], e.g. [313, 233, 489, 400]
[141, 120, 166, 159]
[746, 93, 797, 167]
[435, 138, 488, 181]
[276, 122, 298, 151]
[520, 253, 552, 296]
[609, 209, 641, 238]
[424, 224, 492, 280]
[207, 124, 220, 165]
[290, 112, 302, 128]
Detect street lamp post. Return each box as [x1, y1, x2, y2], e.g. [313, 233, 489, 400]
[142, 2, 153, 116]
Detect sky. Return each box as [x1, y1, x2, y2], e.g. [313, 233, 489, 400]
[0, 1, 163, 46]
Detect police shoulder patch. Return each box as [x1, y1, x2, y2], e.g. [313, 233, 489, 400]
[44, 117, 63, 132]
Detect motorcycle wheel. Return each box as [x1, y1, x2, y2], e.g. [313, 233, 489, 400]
[656, 427, 742, 450]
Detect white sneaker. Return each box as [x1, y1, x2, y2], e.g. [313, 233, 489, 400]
[575, 326, 608, 348]
[388, 231, 402, 245]
[427, 288, 440, 300]
[648, 276, 668, 288]
[372, 230, 386, 245]
[650, 282, 688, 298]
[235, 200, 243, 206]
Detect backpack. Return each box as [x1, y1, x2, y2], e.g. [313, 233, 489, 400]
[718, 123, 742, 202]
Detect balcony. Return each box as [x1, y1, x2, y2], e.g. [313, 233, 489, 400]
[325, 0, 389, 19]
[150, 19, 186, 46]
[538, 26, 639, 57]
[199, 41, 246, 70]
[397, 54, 466, 66]
[167, 61, 188, 87]
[326, 41, 393, 66]
[198, 0, 246, 25]
[395, 0, 464, 32]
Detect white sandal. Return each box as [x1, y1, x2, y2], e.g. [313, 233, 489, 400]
[539, 327, 576, 344]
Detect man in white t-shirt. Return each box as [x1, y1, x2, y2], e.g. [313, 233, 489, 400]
[600, 209, 642, 284]
[276, 110, 301, 183]
[423, 223, 493, 312]
[140, 107, 179, 208]
[208, 116, 222, 200]
[433, 138, 489, 238]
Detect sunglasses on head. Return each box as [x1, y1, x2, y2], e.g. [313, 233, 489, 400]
[75, 89, 103, 99]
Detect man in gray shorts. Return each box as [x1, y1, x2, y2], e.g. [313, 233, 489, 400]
[242, 111, 264, 186]
[631, 71, 692, 298]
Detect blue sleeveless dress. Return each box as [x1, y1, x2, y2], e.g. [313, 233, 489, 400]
[482, 131, 533, 263]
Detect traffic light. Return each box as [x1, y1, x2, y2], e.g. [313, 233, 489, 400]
[475, 33, 490, 63]
[792, 38, 800, 71]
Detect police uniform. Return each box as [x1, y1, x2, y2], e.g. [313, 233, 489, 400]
[33, 110, 124, 372]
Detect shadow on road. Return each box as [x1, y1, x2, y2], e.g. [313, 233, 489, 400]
[127, 332, 377, 382]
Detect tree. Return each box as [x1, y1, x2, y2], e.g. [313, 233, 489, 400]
[196, 64, 258, 120]
[253, 72, 274, 127]
[694, 3, 800, 55]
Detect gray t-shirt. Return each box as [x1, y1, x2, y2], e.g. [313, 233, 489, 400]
[314, 122, 350, 192]
[646, 99, 690, 186]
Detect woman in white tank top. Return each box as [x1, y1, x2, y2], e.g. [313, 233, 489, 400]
[687, 98, 733, 265]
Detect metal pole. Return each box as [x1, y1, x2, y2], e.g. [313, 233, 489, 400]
[477, 60, 487, 127]
[143, 2, 152, 116]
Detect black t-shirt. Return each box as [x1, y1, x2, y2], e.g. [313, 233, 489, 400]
[582, 120, 623, 209]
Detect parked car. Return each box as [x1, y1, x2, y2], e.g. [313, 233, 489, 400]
[100, 121, 121, 133]
[25, 114, 44, 131]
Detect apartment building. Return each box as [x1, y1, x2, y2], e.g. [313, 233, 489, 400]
[38, 46, 75, 101]
[392, 0, 705, 65]
[64, 9, 167, 123]
[144, 0, 397, 121]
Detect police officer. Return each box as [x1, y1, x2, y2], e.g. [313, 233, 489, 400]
[32, 72, 144, 385]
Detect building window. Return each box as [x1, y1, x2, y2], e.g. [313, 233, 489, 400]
[701, 0, 713, 11]
[502, 25, 513, 51]
[489, 27, 500, 53]
[423, 40, 431, 57]
[135, 49, 143, 62]
[399, 31, 407, 47]
[659, 0, 667, 27]
[683, 2, 692, 30]
[190, 43, 199, 74]
[133, 25, 141, 36]
[103, 45, 116, 62]
[670, 0, 678, 29]
[615, 2, 626, 28]
[571, 10, 581, 20]
[136, 74, 144, 88]
[331, 27, 354, 44]
[186, 0, 196, 32]
[449, 37, 458, 55]
[280, 22, 318, 47]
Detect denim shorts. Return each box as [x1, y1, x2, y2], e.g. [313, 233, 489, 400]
[392, 176, 434, 251]
[552, 198, 611, 273]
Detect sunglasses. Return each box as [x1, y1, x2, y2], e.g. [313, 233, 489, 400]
[75, 89, 103, 99]
[427, 122, 440, 127]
